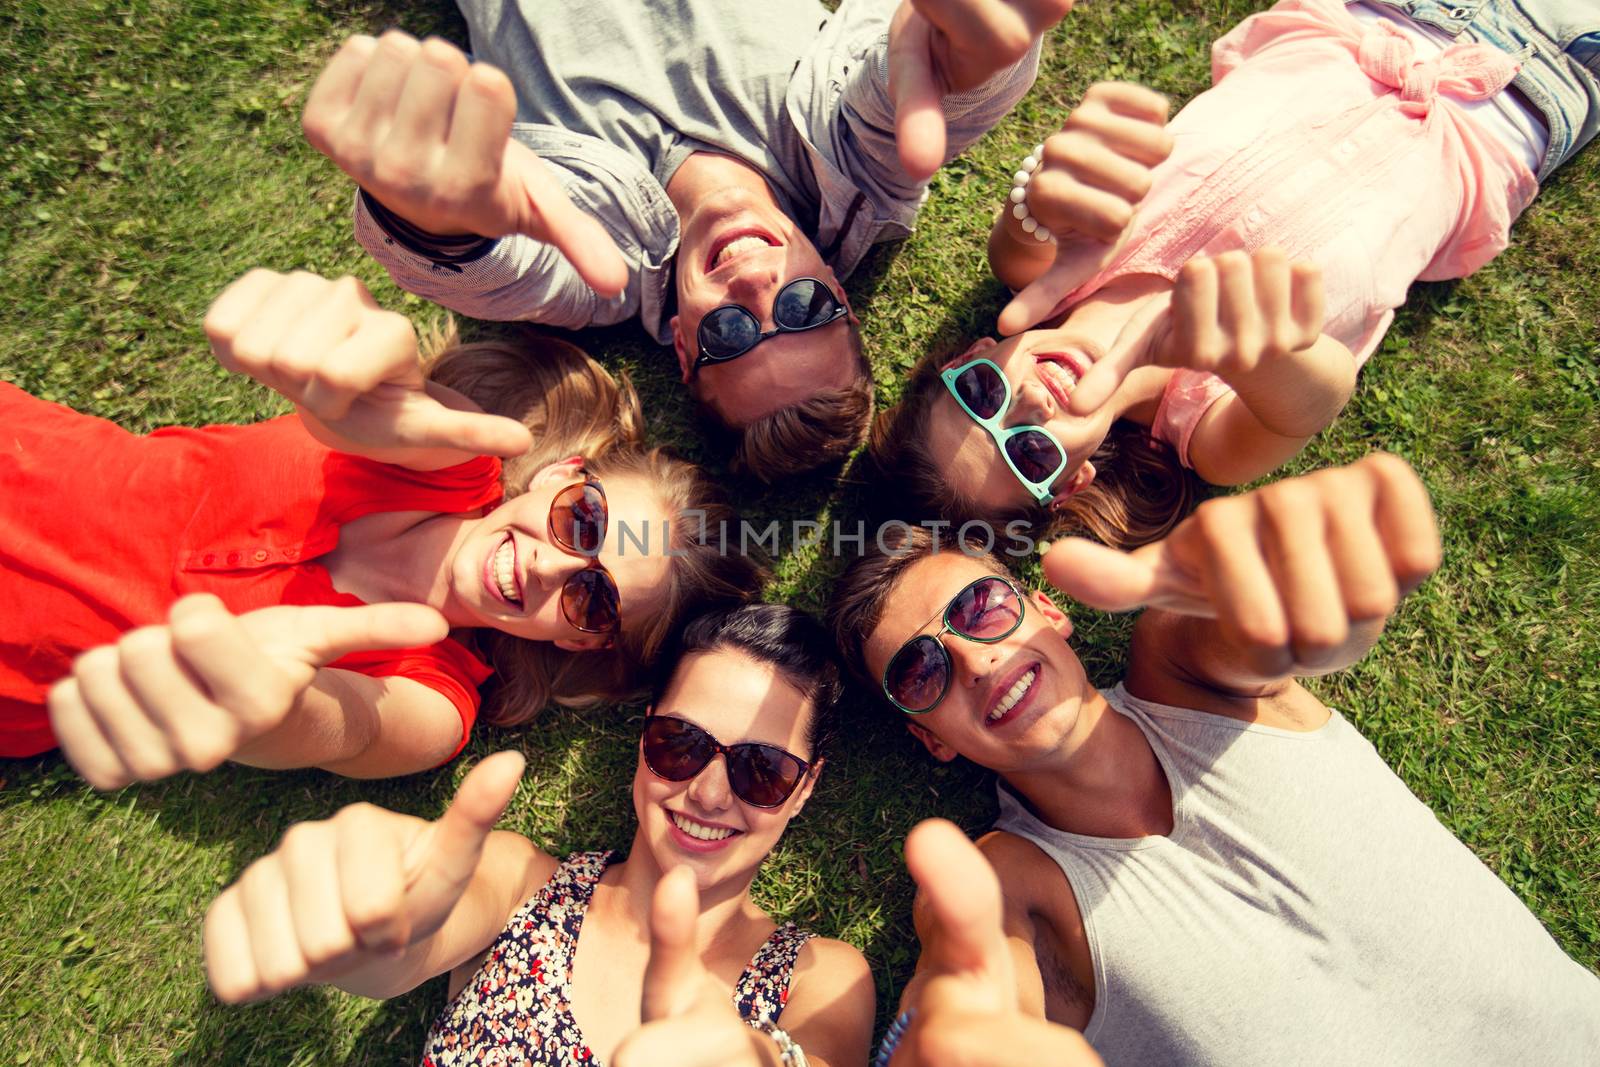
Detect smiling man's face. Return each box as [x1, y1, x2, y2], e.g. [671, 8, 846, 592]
[861, 551, 1097, 776]
[669, 185, 860, 427]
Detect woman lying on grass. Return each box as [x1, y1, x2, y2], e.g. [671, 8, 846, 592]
[874, 0, 1597, 547]
[0, 270, 762, 785]
[203, 604, 875, 1067]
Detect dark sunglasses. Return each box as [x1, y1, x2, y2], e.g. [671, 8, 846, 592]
[641, 714, 812, 808]
[693, 277, 848, 371]
[882, 576, 1026, 714]
[941, 357, 1068, 504]
[547, 474, 622, 637]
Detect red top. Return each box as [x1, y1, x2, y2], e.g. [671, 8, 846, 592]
[0, 383, 499, 759]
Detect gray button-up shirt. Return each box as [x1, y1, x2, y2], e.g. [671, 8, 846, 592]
[355, 0, 1041, 343]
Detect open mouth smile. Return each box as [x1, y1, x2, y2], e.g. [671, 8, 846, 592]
[984, 661, 1041, 730]
[485, 533, 523, 609]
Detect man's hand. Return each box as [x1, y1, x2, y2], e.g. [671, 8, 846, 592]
[203, 750, 525, 1003]
[997, 83, 1173, 336]
[1067, 248, 1326, 415]
[1042, 453, 1443, 670]
[47, 595, 449, 791]
[893, 820, 1102, 1066]
[889, 0, 1076, 181]
[302, 32, 627, 297]
[205, 268, 533, 459]
[613, 867, 776, 1067]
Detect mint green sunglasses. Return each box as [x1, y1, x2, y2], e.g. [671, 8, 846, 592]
[940, 357, 1068, 504]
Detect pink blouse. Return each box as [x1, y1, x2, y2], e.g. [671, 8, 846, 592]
[1062, 0, 1539, 467]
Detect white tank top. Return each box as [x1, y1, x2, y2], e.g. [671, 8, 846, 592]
[995, 684, 1600, 1066]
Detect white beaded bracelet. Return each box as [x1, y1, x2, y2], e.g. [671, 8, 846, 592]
[1008, 142, 1057, 245]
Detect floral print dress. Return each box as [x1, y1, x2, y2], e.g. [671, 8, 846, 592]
[420, 851, 814, 1066]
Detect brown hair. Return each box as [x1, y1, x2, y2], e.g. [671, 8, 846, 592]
[826, 524, 1006, 692]
[425, 324, 767, 725]
[728, 321, 874, 483]
[867, 346, 1202, 550]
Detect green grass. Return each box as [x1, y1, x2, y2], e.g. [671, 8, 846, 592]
[2, 0, 1598, 1062]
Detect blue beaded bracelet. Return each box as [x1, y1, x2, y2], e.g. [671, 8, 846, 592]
[872, 1008, 915, 1067]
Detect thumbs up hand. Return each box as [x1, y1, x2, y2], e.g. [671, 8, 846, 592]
[205, 269, 535, 462]
[48, 594, 449, 791]
[202, 750, 525, 1003]
[302, 32, 627, 297]
[890, 820, 1102, 1066]
[613, 866, 778, 1067]
[1042, 453, 1441, 672]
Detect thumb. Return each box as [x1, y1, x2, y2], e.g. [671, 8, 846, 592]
[272, 602, 451, 667]
[905, 820, 1010, 980]
[888, 13, 946, 182]
[998, 242, 1116, 337]
[405, 750, 526, 885]
[503, 143, 630, 298]
[1066, 292, 1170, 416]
[1040, 539, 1166, 613]
[399, 381, 536, 458]
[641, 866, 707, 1023]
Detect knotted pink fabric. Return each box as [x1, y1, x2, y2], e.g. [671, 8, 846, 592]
[1045, 0, 1541, 472]
[1356, 19, 1519, 117]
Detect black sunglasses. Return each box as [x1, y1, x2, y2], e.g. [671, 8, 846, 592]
[882, 576, 1026, 714]
[641, 715, 812, 808]
[546, 474, 621, 637]
[693, 277, 848, 371]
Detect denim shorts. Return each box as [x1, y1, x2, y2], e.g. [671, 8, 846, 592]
[1357, 0, 1600, 180]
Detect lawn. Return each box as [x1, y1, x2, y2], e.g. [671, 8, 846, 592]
[1, 0, 1597, 1063]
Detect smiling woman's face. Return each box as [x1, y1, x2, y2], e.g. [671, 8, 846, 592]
[631, 648, 820, 895]
[928, 331, 1120, 515]
[446, 461, 674, 651]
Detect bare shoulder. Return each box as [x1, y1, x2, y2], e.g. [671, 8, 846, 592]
[978, 830, 1096, 1027]
[791, 934, 875, 1004]
[783, 935, 876, 1066]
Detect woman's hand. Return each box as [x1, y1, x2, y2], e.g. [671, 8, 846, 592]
[1066, 248, 1326, 415]
[203, 750, 525, 1003]
[892, 820, 1102, 1066]
[205, 268, 533, 461]
[47, 594, 447, 791]
[614, 867, 779, 1067]
[302, 32, 627, 297]
[995, 82, 1173, 335]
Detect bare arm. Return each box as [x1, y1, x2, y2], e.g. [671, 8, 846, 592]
[232, 668, 465, 779]
[768, 938, 876, 1067]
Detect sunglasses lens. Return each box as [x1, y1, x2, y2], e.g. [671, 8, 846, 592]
[551, 481, 607, 554]
[728, 744, 807, 807]
[642, 718, 714, 781]
[699, 306, 761, 359]
[948, 577, 1022, 640]
[1005, 430, 1066, 485]
[955, 363, 1007, 420]
[774, 278, 840, 330]
[885, 635, 950, 713]
[562, 568, 621, 634]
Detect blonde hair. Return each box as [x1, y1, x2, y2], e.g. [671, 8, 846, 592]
[867, 345, 1201, 550]
[728, 322, 874, 483]
[425, 323, 767, 725]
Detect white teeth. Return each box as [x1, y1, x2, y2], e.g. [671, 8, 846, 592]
[493, 538, 520, 605]
[670, 811, 735, 842]
[1039, 360, 1079, 395]
[714, 234, 771, 266]
[989, 669, 1036, 722]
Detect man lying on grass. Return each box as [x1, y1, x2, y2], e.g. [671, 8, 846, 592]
[829, 453, 1600, 1065]
[301, 0, 1073, 481]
